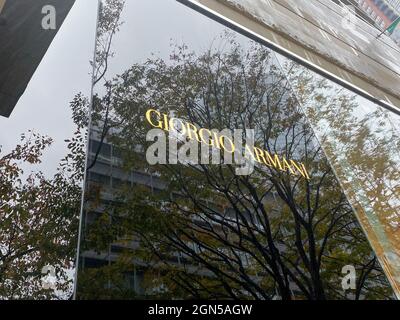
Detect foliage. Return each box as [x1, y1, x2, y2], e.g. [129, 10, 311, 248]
[76, 32, 394, 300]
[0, 114, 86, 298]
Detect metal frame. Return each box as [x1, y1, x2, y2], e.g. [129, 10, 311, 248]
[177, 0, 400, 115]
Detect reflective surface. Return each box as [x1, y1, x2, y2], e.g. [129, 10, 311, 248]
[75, 0, 396, 299]
[281, 59, 400, 297]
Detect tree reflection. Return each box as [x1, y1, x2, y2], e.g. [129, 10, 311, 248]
[76, 21, 395, 299]
[284, 61, 400, 297]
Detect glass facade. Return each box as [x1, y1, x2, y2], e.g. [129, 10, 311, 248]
[282, 59, 400, 296]
[74, 0, 399, 300]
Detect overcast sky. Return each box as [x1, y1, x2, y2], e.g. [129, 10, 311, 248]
[0, 0, 233, 179]
[100, 0, 230, 80]
[0, 0, 98, 177]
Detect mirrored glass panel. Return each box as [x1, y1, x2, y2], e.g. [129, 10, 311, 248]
[280, 57, 400, 297]
[75, 0, 396, 300]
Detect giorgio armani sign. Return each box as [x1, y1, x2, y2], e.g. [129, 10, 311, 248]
[145, 108, 311, 179]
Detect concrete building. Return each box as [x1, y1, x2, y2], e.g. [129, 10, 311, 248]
[354, 0, 400, 43]
[355, 0, 398, 28]
[330, 0, 400, 44]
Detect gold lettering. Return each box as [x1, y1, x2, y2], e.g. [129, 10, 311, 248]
[146, 109, 163, 129]
[212, 131, 221, 149]
[199, 128, 214, 146]
[186, 123, 201, 142]
[301, 163, 311, 180]
[254, 147, 269, 164]
[163, 113, 170, 131]
[290, 160, 307, 179]
[144, 109, 311, 179]
[265, 151, 283, 171]
[282, 157, 295, 174]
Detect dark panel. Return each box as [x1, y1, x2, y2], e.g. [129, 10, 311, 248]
[0, 0, 75, 117]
